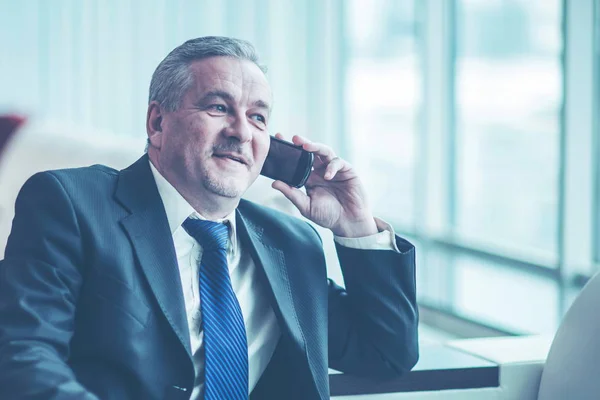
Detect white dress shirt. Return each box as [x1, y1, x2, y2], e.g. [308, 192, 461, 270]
[148, 160, 399, 399]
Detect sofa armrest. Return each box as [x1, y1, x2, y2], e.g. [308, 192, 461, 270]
[447, 335, 553, 400]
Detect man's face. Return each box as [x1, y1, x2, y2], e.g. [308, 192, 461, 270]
[151, 57, 272, 200]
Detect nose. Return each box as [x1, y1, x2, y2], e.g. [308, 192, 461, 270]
[224, 114, 253, 143]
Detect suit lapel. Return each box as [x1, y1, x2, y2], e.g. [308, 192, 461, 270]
[113, 158, 309, 363]
[238, 206, 324, 399]
[236, 210, 307, 350]
[115, 155, 191, 357]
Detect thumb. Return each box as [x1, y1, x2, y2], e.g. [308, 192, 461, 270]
[272, 181, 310, 216]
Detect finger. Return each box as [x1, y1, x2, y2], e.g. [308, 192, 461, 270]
[324, 157, 346, 180]
[312, 156, 327, 169]
[300, 141, 337, 162]
[271, 180, 310, 215]
[290, 135, 337, 160]
[290, 135, 320, 150]
[274, 132, 285, 140]
[291, 135, 309, 146]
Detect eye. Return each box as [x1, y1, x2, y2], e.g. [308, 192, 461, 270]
[251, 114, 266, 124]
[208, 104, 227, 113]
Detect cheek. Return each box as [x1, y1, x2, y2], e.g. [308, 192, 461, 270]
[175, 118, 211, 152]
[253, 134, 270, 166]
[163, 119, 211, 169]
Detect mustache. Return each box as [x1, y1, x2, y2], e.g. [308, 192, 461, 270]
[212, 141, 254, 165]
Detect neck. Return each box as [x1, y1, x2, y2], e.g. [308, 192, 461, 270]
[148, 151, 239, 220]
[179, 185, 239, 220]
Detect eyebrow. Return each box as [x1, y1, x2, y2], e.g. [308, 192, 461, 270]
[200, 90, 234, 103]
[199, 90, 272, 114]
[252, 99, 271, 113]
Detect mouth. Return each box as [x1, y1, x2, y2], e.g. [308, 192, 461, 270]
[213, 153, 249, 166]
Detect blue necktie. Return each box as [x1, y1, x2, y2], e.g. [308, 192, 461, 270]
[182, 218, 249, 399]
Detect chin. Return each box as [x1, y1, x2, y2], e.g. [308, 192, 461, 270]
[203, 175, 248, 199]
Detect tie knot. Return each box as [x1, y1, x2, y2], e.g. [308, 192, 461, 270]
[182, 218, 229, 250]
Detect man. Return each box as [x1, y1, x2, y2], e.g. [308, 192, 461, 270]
[0, 37, 418, 399]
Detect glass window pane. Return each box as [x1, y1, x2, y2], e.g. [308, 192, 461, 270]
[455, 0, 563, 256]
[345, 0, 421, 225]
[454, 253, 560, 334]
[417, 243, 456, 310]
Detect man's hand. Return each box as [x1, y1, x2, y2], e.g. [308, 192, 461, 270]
[271, 134, 378, 238]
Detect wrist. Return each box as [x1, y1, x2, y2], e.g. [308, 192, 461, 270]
[332, 217, 378, 238]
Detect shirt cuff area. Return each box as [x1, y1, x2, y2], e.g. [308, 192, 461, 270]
[333, 217, 400, 253]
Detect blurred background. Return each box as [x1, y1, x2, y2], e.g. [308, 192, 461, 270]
[0, 0, 597, 341]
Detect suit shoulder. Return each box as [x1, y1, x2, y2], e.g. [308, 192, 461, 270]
[18, 165, 121, 211]
[47, 164, 119, 181]
[20, 164, 115, 192]
[40, 164, 118, 190]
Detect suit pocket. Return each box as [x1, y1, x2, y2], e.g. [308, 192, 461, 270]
[83, 272, 151, 328]
[72, 271, 154, 376]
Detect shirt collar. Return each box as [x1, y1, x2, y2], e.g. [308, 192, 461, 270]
[148, 159, 238, 252]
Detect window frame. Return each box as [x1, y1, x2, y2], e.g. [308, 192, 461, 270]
[342, 0, 597, 334]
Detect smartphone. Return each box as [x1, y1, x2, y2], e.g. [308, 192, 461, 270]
[260, 136, 314, 188]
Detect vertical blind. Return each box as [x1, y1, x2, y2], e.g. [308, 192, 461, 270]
[0, 0, 345, 151]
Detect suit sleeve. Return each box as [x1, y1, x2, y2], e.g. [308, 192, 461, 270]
[0, 172, 99, 399]
[327, 236, 419, 379]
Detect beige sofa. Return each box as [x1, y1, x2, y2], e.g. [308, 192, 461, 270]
[0, 122, 142, 257]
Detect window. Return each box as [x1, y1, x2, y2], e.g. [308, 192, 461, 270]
[343, 0, 573, 335]
[454, 0, 563, 257]
[345, 0, 421, 226]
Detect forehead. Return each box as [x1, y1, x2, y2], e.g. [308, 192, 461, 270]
[187, 57, 272, 103]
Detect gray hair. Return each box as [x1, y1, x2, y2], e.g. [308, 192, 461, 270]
[148, 36, 267, 112]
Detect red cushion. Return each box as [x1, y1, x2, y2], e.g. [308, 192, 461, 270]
[0, 115, 25, 158]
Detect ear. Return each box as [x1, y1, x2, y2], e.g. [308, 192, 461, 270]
[146, 101, 164, 149]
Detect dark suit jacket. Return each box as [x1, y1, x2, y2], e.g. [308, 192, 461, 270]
[0, 155, 418, 400]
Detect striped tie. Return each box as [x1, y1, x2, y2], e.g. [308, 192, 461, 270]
[183, 218, 249, 400]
